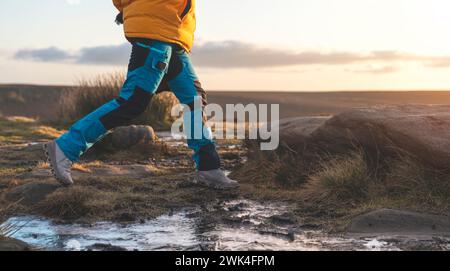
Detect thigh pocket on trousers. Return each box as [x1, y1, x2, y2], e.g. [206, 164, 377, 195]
[135, 47, 170, 93]
[147, 48, 170, 74]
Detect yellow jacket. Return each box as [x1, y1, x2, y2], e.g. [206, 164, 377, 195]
[113, 0, 196, 52]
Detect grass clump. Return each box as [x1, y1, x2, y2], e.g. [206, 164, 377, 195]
[301, 150, 450, 213]
[381, 156, 450, 213]
[235, 141, 450, 223]
[37, 186, 116, 221]
[0, 202, 23, 239]
[57, 73, 179, 130]
[307, 151, 371, 203]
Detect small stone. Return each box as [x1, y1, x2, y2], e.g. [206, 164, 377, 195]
[86, 243, 127, 251]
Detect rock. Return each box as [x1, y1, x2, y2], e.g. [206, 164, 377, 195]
[347, 209, 450, 235]
[258, 229, 296, 242]
[277, 116, 330, 146]
[86, 243, 128, 251]
[0, 238, 32, 251]
[4, 182, 60, 206]
[309, 105, 450, 169]
[269, 213, 298, 225]
[100, 125, 157, 150]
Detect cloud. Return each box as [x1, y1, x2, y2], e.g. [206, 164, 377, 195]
[13, 44, 131, 66]
[193, 42, 410, 68]
[424, 56, 450, 68]
[190, 42, 439, 69]
[191, 41, 365, 68]
[76, 43, 131, 65]
[12, 40, 450, 72]
[345, 65, 401, 74]
[14, 47, 73, 62]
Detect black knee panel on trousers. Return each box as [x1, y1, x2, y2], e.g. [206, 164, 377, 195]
[100, 87, 153, 130]
[128, 44, 151, 72]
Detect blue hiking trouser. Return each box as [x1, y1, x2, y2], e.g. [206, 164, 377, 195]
[56, 38, 221, 171]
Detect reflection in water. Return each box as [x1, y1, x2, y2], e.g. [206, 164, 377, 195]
[2, 200, 402, 251]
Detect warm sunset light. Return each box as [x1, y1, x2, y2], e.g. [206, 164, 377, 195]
[1, 0, 450, 255]
[1, 0, 450, 90]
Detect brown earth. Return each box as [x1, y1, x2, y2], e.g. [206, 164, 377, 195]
[0, 140, 243, 223]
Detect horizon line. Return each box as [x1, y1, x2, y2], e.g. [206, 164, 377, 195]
[1, 83, 450, 93]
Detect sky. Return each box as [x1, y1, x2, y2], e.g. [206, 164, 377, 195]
[1, 0, 450, 91]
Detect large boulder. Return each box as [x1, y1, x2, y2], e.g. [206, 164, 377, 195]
[308, 105, 450, 169]
[347, 209, 450, 235]
[236, 105, 450, 183]
[277, 116, 330, 146]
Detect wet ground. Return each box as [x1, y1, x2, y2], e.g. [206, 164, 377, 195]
[0, 200, 398, 251]
[4, 199, 450, 251]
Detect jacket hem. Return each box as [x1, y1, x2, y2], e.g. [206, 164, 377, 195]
[125, 32, 192, 53]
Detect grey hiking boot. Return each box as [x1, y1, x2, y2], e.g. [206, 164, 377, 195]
[195, 169, 239, 189]
[43, 141, 74, 186]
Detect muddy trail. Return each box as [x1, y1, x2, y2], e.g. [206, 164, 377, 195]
[0, 125, 449, 250]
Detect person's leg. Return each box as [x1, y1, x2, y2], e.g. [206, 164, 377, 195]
[56, 40, 172, 162]
[165, 49, 221, 171]
[164, 50, 238, 189]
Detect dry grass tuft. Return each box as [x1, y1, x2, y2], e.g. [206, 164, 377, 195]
[57, 73, 179, 130]
[37, 186, 116, 221]
[381, 155, 450, 213]
[72, 163, 92, 173]
[6, 116, 35, 123]
[32, 126, 63, 139]
[234, 140, 450, 220]
[146, 92, 180, 130]
[306, 151, 371, 203]
[0, 202, 24, 238]
[58, 73, 125, 123]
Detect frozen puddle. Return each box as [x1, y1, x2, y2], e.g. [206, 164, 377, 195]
[3, 200, 401, 251]
[4, 213, 198, 251]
